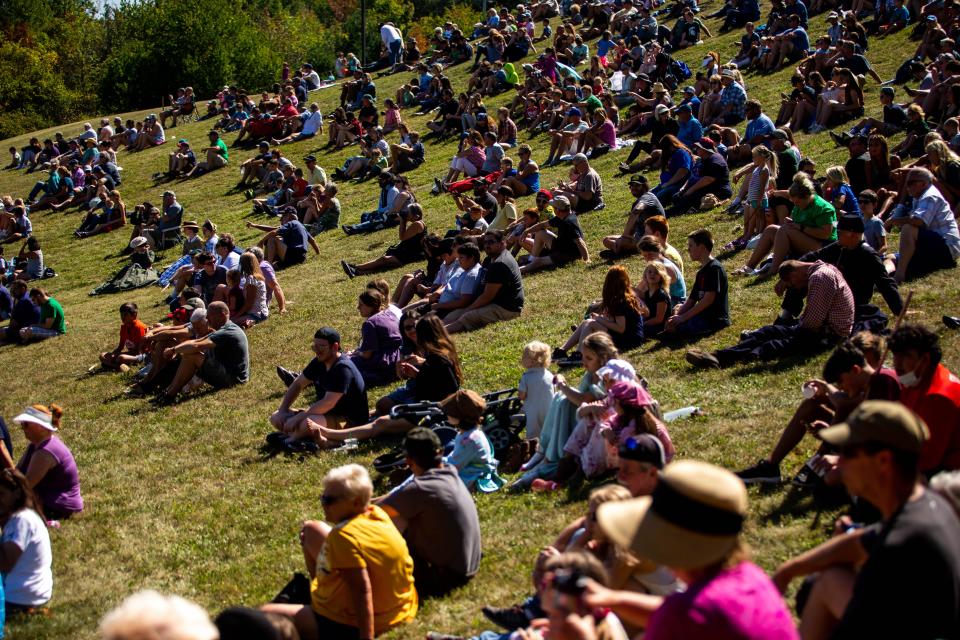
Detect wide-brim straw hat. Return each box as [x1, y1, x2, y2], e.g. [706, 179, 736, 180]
[597, 460, 748, 569]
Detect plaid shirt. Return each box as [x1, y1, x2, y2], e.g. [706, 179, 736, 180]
[800, 261, 854, 336]
[719, 81, 747, 120]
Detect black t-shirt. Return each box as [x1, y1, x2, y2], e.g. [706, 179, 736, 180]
[833, 490, 960, 639]
[302, 354, 369, 425]
[412, 352, 460, 401]
[473, 191, 498, 216]
[882, 103, 908, 128]
[691, 258, 730, 326]
[359, 104, 378, 125]
[481, 251, 524, 312]
[549, 214, 584, 258]
[845, 153, 870, 194]
[699, 152, 730, 186]
[642, 288, 672, 326]
[196, 265, 227, 304]
[790, 85, 816, 103]
[776, 148, 800, 189]
[837, 54, 871, 76]
[650, 117, 680, 147]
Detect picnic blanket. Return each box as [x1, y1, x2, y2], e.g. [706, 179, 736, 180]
[90, 263, 158, 296]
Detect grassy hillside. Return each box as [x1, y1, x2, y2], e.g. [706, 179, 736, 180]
[0, 7, 957, 639]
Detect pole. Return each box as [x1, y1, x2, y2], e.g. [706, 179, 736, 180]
[361, 0, 367, 67]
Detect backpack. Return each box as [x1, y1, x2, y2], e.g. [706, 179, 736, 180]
[671, 59, 692, 80]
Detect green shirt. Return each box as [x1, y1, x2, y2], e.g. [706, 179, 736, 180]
[215, 138, 229, 160]
[41, 298, 66, 334]
[792, 194, 837, 241]
[584, 94, 604, 114]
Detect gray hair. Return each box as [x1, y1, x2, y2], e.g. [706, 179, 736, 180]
[323, 463, 373, 506]
[189, 308, 207, 324]
[246, 246, 265, 261]
[931, 470, 960, 516]
[907, 167, 934, 186]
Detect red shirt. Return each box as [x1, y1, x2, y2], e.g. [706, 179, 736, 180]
[900, 364, 960, 472]
[120, 319, 147, 354]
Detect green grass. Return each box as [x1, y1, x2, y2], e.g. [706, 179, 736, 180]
[0, 7, 958, 638]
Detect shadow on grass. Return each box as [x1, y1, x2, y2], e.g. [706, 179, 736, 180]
[757, 483, 850, 529]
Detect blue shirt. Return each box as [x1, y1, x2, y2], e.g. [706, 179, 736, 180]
[678, 117, 704, 147]
[784, 0, 808, 25]
[831, 183, 861, 216]
[597, 37, 615, 57]
[660, 148, 693, 184]
[790, 27, 810, 53]
[744, 113, 776, 146]
[720, 82, 747, 120]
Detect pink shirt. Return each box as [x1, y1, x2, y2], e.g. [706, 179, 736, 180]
[646, 562, 799, 640]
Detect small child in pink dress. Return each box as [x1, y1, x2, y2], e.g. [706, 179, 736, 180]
[603, 380, 675, 472]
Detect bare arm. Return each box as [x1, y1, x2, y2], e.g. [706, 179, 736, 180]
[773, 528, 868, 592]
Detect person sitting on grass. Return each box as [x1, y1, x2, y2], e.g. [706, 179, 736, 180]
[733, 173, 837, 277]
[153, 301, 249, 404]
[340, 204, 427, 280]
[518, 196, 589, 275]
[273, 102, 323, 146]
[99, 302, 148, 372]
[774, 402, 960, 640]
[2, 403, 83, 522]
[18, 288, 65, 344]
[260, 464, 418, 639]
[313, 314, 462, 447]
[0, 280, 39, 345]
[412, 241, 482, 319]
[553, 266, 645, 363]
[735, 334, 901, 486]
[445, 230, 525, 334]
[347, 287, 402, 388]
[269, 327, 369, 446]
[686, 259, 854, 370]
[375, 427, 482, 597]
[167, 139, 196, 177]
[601, 175, 666, 258]
[12, 236, 44, 281]
[0, 468, 53, 615]
[439, 389, 505, 493]
[247, 208, 320, 270]
[659, 229, 729, 340]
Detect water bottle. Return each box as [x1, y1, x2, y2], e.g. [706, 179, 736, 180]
[663, 406, 701, 422]
[342, 438, 359, 452]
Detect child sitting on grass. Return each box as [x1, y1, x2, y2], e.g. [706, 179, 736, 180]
[99, 302, 148, 372]
[858, 190, 887, 253]
[225, 270, 245, 317]
[440, 390, 504, 493]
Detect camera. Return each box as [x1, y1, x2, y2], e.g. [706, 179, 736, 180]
[552, 569, 588, 596]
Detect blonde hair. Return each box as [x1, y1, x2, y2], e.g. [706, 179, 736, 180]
[99, 590, 218, 640]
[643, 261, 671, 298]
[788, 172, 815, 199]
[324, 463, 373, 505]
[824, 165, 849, 185]
[925, 140, 960, 168]
[752, 145, 778, 177]
[522, 340, 551, 368]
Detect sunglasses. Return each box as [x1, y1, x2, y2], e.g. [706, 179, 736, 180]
[320, 493, 342, 506]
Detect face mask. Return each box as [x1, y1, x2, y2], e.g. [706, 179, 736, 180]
[898, 368, 921, 388]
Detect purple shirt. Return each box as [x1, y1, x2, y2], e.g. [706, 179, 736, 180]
[17, 436, 83, 515]
[349, 309, 402, 386]
[646, 562, 798, 640]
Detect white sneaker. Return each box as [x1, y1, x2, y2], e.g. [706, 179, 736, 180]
[520, 450, 544, 472]
[182, 375, 205, 394]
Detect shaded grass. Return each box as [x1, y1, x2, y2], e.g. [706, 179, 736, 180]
[0, 6, 958, 638]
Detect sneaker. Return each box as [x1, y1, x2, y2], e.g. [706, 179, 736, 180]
[685, 349, 721, 369]
[482, 605, 532, 631]
[276, 365, 300, 387]
[551, 347, 568, 361]
[943, 315, 960, 329]
[735, 459, 783, 485]
[340, 260, 356, 279]
[531, 478, 560, 492]
[829, 131, 851, 147]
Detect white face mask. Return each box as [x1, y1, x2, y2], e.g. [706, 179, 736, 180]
[898, 364, 922, 388]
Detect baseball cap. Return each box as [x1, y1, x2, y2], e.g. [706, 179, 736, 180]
[655, 104, 670, 117]
[617, 433, 665, 468]
[820, 400, 930, 454]
[550, 195, 571, 209]
[571, 152, 588, 163]
[771, 129, 789, 141]
[721, 68, 736, 78]
[403, 427, 443, 460]
[628, 174, 648, 185]
[693, 139, 716, 153]
[567, 107, 582, 117]
[683, 86, 696, 95]
[304, 155, 317, 162]
[676, 103, 692, 113]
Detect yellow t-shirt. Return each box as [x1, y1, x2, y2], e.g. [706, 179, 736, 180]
[489, 201, 518, 231]
[664, 242, 685, 275]
[311, 505, 418, 634]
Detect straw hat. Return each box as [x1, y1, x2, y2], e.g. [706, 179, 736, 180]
[597, 460, 748, 569]
[651, 82, 668, 94]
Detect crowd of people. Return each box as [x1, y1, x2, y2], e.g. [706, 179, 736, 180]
[2, 0, 960, 638]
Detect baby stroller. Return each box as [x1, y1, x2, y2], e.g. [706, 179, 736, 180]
[372, 388, 526, 480]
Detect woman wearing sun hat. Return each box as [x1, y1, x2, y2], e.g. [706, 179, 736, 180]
[2, 404, 83, 520]
[595, 460, 798, 639]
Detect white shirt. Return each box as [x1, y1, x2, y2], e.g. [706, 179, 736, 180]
[381, 24, 403, 46]
[1, 509, 53, 606]
[302, 110, 323, 136]
[219, 250, 240, 271]
[305, 70, 321, 88]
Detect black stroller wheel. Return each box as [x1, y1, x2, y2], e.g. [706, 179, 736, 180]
[485, 425, 515, 453]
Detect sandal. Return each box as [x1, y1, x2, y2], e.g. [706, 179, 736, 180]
[731, 265, 756, 276]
